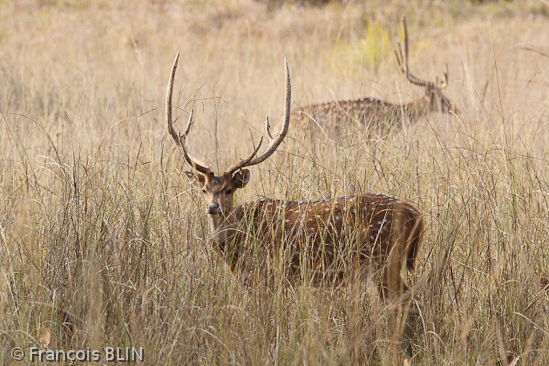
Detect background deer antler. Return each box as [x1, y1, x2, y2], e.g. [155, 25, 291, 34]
[395, 16, 449, 90]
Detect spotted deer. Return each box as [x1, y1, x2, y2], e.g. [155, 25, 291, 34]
[291, 17, 457, 137]
[166, 54, 423, 306]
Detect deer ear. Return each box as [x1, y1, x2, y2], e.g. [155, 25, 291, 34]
[233, 169, 250, 189]
[184, 171, 206, 188]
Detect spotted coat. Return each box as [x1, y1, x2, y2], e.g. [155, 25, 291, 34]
[211, 193, 423, 289]
[292, 97, 414, 129]
[291, 93, 456, 138]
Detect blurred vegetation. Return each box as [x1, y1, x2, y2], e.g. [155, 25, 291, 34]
[0, 0, 549, 365]
[331, 21, 392, 73]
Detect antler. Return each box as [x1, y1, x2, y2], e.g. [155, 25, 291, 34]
[394, 16, 448, 90]
[166, 53, 213, 175]
[225, 59, 291, 175]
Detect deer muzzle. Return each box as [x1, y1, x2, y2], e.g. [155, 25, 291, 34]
[206, 203, 220, 215]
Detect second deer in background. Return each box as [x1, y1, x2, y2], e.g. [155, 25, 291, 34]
[291, 17, 458, 137]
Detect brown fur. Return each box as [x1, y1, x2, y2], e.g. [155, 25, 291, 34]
[291, 88, 456, 137]
[187, 170, 423, 300]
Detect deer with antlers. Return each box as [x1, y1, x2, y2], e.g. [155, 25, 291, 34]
[166, 54, 423, 313]
[291, 17, 457, 137]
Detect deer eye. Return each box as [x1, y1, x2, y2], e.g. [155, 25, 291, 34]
[225, 189, 233, 195]
[201, 189, 206, 194]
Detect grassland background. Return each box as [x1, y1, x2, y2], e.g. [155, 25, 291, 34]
[1, 0, 549, 364]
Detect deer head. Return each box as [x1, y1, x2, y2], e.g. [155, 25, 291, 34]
[166, 54, 291, 218]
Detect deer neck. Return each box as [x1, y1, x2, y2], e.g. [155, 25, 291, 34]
[208, 214, 230, 246]
[405, 97, 430, 121]
[207, 207, 243, 249]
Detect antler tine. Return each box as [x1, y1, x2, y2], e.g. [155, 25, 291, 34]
[439, 63, 449, 89]
[225, 136, 264, 174]
[264, 116, 274, 140]
[179, 111, 213, 174]
[394, 43, 407, 75]
[403, 15, 410, 81]
[166, 53, 212, 175]
[226, 58, 291, 174]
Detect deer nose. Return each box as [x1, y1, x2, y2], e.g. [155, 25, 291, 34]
[206, 203, 220, 215]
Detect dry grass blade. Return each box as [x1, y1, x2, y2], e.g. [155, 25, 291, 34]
[1, 1, 549, 365]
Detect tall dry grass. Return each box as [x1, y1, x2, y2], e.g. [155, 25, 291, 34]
[1, 0, 549, 364]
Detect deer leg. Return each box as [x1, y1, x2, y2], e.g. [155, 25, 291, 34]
[382, 244, 406, 364]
